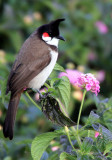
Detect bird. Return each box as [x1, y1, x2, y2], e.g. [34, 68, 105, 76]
[3, 18, 65, 140]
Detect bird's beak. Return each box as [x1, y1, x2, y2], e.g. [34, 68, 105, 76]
[56, 35, 65, 41]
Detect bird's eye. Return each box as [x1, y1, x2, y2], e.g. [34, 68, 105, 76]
[43, 32, 49, 37]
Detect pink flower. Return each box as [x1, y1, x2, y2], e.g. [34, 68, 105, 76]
[95, 21, 108, 34]
[95, 131, 100, 138]
[77, 73, 100, 96]
[59, 69, 81, 85]
[51, 146, 59, 151]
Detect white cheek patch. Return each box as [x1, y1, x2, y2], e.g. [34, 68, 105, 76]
[42, 36, 51, 41]
[46, 37, 59, 47]
[42, 35, 59, 47]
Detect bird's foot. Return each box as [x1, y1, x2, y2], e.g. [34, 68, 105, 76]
[35, 89, 51, 100]
[36, 89, 43, 99]
[39, 91, 52, 100]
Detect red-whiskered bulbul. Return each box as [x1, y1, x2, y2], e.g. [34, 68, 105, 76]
[3, 19, 65, 140]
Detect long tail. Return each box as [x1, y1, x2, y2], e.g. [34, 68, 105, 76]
[3, 92, 21, 140]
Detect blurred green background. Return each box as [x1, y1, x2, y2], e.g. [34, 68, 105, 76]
[0, 0, 112, 159]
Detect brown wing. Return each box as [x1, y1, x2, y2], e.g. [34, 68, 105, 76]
[6, 31, 51, 96]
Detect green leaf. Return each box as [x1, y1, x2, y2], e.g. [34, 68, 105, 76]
[103, 109, 112, 131]
[54, 63, 66, 72]
[93, 123, 112, 141]
[104, 142, 112, 155]
[57, 76, 71, 109]
[86, 111, 99, 125]
[31, 132, 60, 160]
[107, 152, 112, 159]
[81, 137, 93, 154]
[55, 128, 65, 134]
[47, 87, 58, 97]
[92, 123, 112, 153]
[106, 97, 112, 108]
[60, 152, 76, 160]
[77, 154, 90, 160]
[96, 135, 106, 152]
[47, 153, 59, 160]
[50, 77, 61, 88]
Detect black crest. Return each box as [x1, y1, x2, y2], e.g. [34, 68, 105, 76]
[38, 18, 65, 38]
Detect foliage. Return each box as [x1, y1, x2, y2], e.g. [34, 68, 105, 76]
[31, 132, 61, 160]
[0, 0, 112, 160]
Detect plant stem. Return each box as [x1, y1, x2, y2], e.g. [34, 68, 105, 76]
[25, 91, 41, 110]
[58, 96, 82, 147]
[88, 130, 90, 137]
[65, 126, 76, 151]
[77, 89, 86, 131]
[71, 127, 82, 146]
[58, 102, 78, 151]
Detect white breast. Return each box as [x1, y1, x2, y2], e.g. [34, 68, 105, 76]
[28, 49, 58, 90]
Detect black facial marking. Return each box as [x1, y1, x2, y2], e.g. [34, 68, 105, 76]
[37, 19, 65, 39]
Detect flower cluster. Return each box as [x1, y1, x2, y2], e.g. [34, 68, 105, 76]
[59, 70, 100, 96]
[77, 73, 100, 96]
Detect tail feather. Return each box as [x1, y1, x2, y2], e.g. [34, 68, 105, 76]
[3, 92, 21, 140]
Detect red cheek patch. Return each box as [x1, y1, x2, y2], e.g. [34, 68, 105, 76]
[43, 32, 49, 37]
